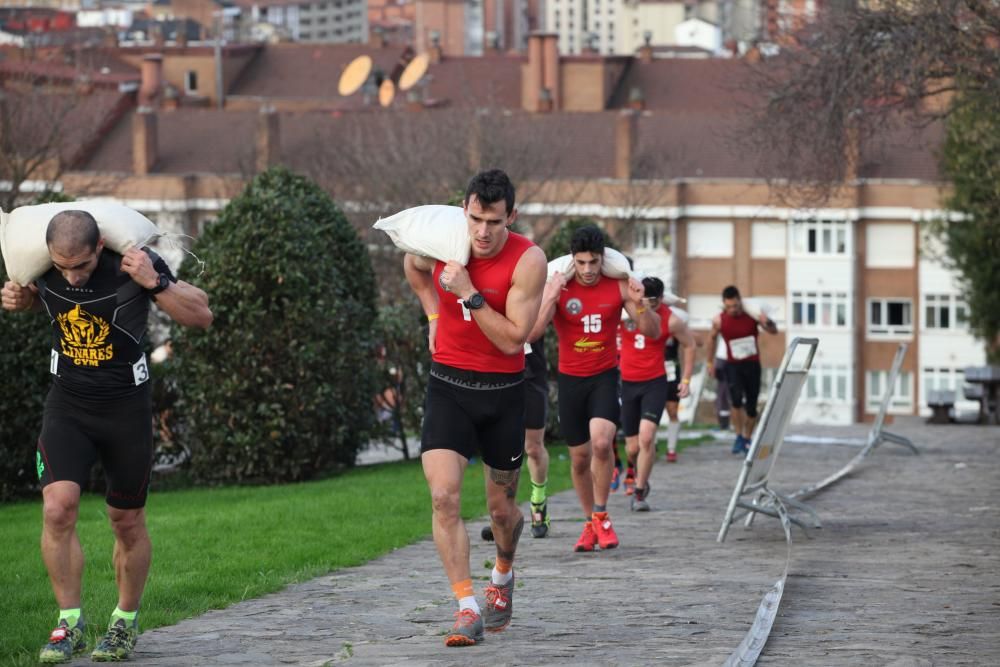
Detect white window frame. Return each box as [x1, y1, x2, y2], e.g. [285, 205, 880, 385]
[803, 363, 851, 403]
[790, 218, 850, 257]
[633, 221, 669, 254]
[866, 370, 913, 413]
[921, 367, 965, 400]
[922, 293, 970, 331]
[868, 298, 913, 338]
[789, 291, 850, 329]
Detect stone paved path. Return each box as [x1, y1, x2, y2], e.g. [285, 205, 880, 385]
[68, 421, 999, 666]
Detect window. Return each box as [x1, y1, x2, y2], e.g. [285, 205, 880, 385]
[687, 222, 733, 257]
[922, 367, 964, 395]
[804, 364, 850, 402]
[866, 223, 914, 268]
[791, 219, 848, 256]
[868, 298, 912, 336]
[634, 222, 668, 253]
[790, 291, 849, 328]
[866, 370, 913, 412]
[924, 294, 969, 331]
[184, 70, 198, 94]
[751, 222, 786, 258]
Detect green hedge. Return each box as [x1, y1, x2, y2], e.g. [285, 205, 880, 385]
[169, 167, 378, 483]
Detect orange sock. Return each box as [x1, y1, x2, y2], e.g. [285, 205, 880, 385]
[451, 579, 475, 601]
[495, 557, 513, 575]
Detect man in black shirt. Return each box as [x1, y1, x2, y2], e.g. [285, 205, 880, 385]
[2, 210, 212, 663]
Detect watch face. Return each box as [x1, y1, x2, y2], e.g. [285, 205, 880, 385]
[467, 293, 485, 309]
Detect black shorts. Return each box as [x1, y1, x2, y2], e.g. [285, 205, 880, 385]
[621, 376, 668, 437]
[37, 383, 154, 510]
[421, 363, 526, 471]
[557, 367, 621, 447]
[725, 360, 762, 418]
[524, 376, 548, 431]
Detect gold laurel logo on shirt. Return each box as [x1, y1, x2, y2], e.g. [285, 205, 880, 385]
[57, 305, 113, 367]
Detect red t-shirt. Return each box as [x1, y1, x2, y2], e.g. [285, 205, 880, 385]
[720, 311, 760, 363]
[619, 303, 672, 382]
[431, 232, 534, 373]
[553, 275, 623, 377]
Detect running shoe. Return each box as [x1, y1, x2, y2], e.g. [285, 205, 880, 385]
[624, 468, 636, 496]
[481, 525, 495, 541]
[666, 451, 678, 463]
[530, 500, 550, 538]
[445, 609, 485, 647]
[483, 572, 514, 632]
[38, 618, 86, 664]
[574, 520, 598, 552]
[610, 465, 622, 492]
[91, 617, 138, 662]
[630, 483, 651, 512]
[592, 511, 620, 549]
[731, 435, 749, 455]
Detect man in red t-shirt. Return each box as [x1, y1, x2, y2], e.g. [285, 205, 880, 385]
[618, 276, 696, 510]
[529, 226, 659, 552]
[404, 170, 546, 646]
[707, 285, 778, 455]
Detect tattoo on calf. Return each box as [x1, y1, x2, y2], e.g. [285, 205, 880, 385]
[496, 516, 525, 562]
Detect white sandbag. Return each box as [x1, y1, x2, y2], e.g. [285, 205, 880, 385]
[740, 298, 774, 321]
[373, 205, 470, 265]
[663, 292, 686, 306]
[547, 247, 638, 281]
[1, 201, 161, 285]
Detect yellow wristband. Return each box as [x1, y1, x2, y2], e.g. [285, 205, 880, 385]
[636, 307, 647, 315]
[427, 313, 439, 322]
[681, 378, 691, 384]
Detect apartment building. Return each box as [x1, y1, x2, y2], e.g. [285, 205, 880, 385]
[235, 0, 368, 43]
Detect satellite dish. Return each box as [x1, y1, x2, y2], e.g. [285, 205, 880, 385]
[338, 55, 372, 96]
[398, 53, 429, 91]
[378, 78, 395, 107]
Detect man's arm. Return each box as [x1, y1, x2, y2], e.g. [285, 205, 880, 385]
[620, 279, 660, 338]
[670, 314, 697, 399]
[121, 248, 212, 329]
[403, 253, 441, 354]
[758, 313, 779, 335]
[1, 281, 41, 312]
[441, 247, 547, 356]
[527, 272, 565, 343]
[706, 314, 722, 375]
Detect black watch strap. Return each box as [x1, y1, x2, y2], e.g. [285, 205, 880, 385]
[463, 293, 485, 310]
[150, 273, 171, 295]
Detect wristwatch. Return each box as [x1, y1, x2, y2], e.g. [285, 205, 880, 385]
[150, 273, 171, 295]
[463, 293, 486, 310]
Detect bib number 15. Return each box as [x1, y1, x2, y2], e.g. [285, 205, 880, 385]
[582, 314, 602, 333]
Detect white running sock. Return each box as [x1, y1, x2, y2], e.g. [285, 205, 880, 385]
[667, 421, 681, 453]
[491, 567, 513, 586]
[459, 596, 480, 614]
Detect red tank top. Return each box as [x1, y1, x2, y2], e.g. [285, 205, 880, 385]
[553, 275, 623, 376]
[619, 303, 672, 382]
[720, 311, 760, 363]
[432, 232, 534, 373]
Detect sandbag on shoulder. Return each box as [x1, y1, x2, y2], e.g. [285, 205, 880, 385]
[547, 246, 638, 281]
[1, 201, 161, 285]
[373, 205, 471, 265]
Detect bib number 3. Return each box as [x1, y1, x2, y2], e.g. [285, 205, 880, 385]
[132, 353, 150, 386]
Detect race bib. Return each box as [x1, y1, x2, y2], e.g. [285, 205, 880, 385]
[729, 335, 758, 361]
[132, 353, 150, 386]
[525, 342, 533, 354]
[50, 349, 59, 376]
[666, 360, 678, 382]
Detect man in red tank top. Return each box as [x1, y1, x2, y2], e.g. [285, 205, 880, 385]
[707, 285, 778, 455]
[529, 226, 660, 552]
[618, 276, 696, 511]
[403, 170, 546, 646]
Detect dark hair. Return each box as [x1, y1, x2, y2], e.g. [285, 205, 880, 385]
[46, 210, 100, 252]
[642, 276, 664, 299]
[570, 225, 606, 255]
[722, 285, 741, 300]
[464, 169, 515, 215]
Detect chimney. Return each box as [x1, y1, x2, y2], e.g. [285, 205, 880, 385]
[628, 86, 645, 111]
[372, 25, 387, 49]
[541, 33, 559, 111]
[538, 87, 553, 113]
[615, 109, 638, 180]
[138, 53, 163, 107]
[132, 107, 157, 175]
[638, 30, 653, 64]
[255, 106, 280, 173]
[176, 24, 188, 48]
[525, 32, 544, 112]
[428, 30, 443, 63]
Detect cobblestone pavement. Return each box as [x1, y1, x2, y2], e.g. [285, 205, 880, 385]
[68, 421, 999, 666]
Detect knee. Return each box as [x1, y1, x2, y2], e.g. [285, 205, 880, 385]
[591, 440, 612, 459]
[429, 487, 461, 520]
[42, 498, 78, 533]
[524, 435, 545, 460]
[489, 503, 517, 527]
[570, 452, 591, 475]
[109, 510, 146, 544]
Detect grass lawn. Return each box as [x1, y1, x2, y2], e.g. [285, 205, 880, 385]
[0, 435, 709, 666]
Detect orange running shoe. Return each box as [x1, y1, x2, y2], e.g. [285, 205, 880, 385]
[592, 511, 619, 549]
[574, 520, 598, 552]
[666, 451, 678, 463]
[624, 468, 636, 496]
[444, 609, 484, 647]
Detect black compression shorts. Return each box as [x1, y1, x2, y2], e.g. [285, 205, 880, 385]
[420, 363, 526, 471]
[557, 367, 621, 447]
[621, 375, 668, 437]
[725, 360, 762, 418]
[37, 383, 154, 509]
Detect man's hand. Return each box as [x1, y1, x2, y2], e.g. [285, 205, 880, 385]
[1, 281, 36, 311]
[439, 260, 475, 300]
[678, 381, 691, 399]
[626, 276, 645, 306]
[542, 272, 567, 303]
[428, 317, 438, 354]
[121, 247, 159, 290]
[707, 360, 715, 377]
